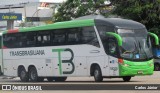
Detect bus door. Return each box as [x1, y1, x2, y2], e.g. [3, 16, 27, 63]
[107, 38, 119, 76]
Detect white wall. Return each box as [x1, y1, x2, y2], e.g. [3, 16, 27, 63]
[0, 0, 66, 29]
[39, 0, 66, 3]
[0, 0, 38, 6]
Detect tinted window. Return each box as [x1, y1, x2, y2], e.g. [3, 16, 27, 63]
[96, 25, 115, 39]
[67, 28, 81, 45]
[25, 32, 36, 47]
[52, 29, 66, 45]
[36, 31, 51, 46]
[3, 32, 36, 48]
[81, 27, 100, 47]
[108, 38, 119, 57]
[3, 26, 99, 48]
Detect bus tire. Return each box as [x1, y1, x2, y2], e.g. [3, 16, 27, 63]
[29, 67, 38, 82]
[154, 64, 160, 71]
[123, 76, 131, 82]
[19, 67, 29, 82]
[54, 77, 67, 82]
[47, 77, 54, 82]
[93, 66, 103, 82]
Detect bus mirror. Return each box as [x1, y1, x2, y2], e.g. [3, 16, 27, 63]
[148, 32, 159, 46]
[106, 32, 122, 46]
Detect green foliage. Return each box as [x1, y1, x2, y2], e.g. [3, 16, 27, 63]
[111, 0, 160, 34]
[53, 0, 105, 22]
[53, 0, 160, 36]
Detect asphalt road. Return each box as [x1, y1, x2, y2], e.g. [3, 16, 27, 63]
[0, 71, 160, 93]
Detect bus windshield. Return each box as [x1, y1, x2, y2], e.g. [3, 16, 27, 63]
[117, 29, 152, 61]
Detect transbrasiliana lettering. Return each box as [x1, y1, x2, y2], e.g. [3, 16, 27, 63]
[9, 50, 45, 56]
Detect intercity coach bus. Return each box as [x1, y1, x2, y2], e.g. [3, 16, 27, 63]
[0, 15, 159, 82]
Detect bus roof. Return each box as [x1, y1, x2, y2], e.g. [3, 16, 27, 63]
[3, 19, 95, 34]
[95, 18, 145, 29]
[3, 15, 145, 34]
[75, 15, 145, 29]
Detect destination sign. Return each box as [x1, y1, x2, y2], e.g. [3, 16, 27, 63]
[0, 13, 22, 20]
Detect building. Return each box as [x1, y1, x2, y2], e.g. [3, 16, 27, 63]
[0, 0, 66, 30]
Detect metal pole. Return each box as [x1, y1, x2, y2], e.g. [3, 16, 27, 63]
[5, 5, 14, 30]
[24, 4, 26, 22]
[20, 2, 29, 26]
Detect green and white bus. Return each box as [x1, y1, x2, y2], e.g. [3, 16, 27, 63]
[1, 15, 159, 82]
[0, 32, 3, 75]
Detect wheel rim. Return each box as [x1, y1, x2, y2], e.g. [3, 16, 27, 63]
[94, 69, 99, 78]
[20, 71, 26, 79]
[31, 70, 36, 80]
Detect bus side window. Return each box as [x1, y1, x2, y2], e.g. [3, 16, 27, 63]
[26, 32, 36, 47]
[53, 29, 66, 45]
[3, 34, 10, 48]
[108, 38, 118, 57]
[67, 28, 81, 45]
[81, 27, 100, 47]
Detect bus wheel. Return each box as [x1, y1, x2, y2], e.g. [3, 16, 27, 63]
[54, 77, 67, 82]
[93, 66, 103, 82]
[47, 77, 54, 82]
[154, 64, 160, 71]
[29, 67, 38, 82]
[19, 67, 29, 82]
[123, 76, 131, 82]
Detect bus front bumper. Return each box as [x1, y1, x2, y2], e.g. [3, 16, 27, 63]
[119, 59, 154, 76]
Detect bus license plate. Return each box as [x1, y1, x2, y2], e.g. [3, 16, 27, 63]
[137, 71, 143, 74]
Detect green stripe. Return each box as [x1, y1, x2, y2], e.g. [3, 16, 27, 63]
[58, 51, 62, 75]
[2, 19, 94, 34]
[106, 32, 123, 46]
[52, 49, 65, 75]
[148, 32, 159, 45]
[2, 30, 8, 34]
[20, 19, 94, 32]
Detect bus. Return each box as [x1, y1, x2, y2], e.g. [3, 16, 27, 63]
[0, 32, 2, 75]
[1, 15, 159, 82]
[153, 49, 160, 71]
[152, 36, 160, 71]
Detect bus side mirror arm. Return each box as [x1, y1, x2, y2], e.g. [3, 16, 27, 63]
[148, 32, 159, 45]
[106, 32, 123, 46]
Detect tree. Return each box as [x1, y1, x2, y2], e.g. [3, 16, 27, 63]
[111, 0, 160, 34]
[53, 0, 106, 22]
